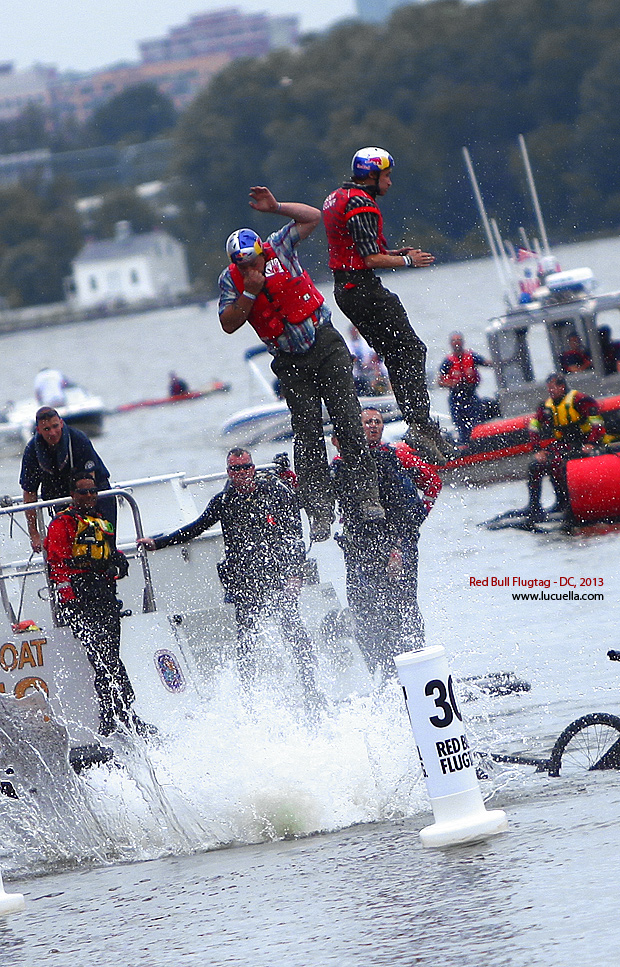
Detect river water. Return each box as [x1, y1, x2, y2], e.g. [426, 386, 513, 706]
[1, 235, 620, 965]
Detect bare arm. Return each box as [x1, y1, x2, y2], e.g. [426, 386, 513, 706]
[23, 491, 43, 552]
[219, 263, 266, 334]
[363, 248, 435, 270]
[249, 186, 321, 241]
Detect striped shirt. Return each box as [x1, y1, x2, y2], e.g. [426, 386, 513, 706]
[341, 182, 383, 258]
[218, 221, 331, 355]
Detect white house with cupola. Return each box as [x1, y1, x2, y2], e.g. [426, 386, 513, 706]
[68, 221, 191, 310]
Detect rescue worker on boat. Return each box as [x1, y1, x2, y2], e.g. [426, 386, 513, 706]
[559, 333, 592, 374]
[331, 408, 442, 678]
[525, 373, 607, 523]
[137, 448, 325, 717]
[322, 147, 450, 464]
[218, 185, 384, 544]
[20, 406, 115, 553]
[44, 471, 154, 738]
[437, 332, 492, 446]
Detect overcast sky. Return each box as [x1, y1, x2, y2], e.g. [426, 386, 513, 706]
[1, 0, 357, 73]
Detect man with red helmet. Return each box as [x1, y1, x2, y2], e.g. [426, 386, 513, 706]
[323, 147, 448, 464]
[218, 186, 384, 543]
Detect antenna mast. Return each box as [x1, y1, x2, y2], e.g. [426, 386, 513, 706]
[462, 146, 514, 306]
[518, 134, 550, 256]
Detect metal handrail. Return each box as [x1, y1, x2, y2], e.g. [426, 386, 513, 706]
[0, 488, 156, 624]
[181, 463, 277, 487]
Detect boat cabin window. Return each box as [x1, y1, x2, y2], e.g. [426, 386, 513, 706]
[526, 324, 556, 383]
[594, 312, 620, 376]
[549, 318, 593, 374]
[489, 327, 535, 388]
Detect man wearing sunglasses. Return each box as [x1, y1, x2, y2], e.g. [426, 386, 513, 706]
[218, 185, 384, 544]
[44, 472, 153, 738]
[20, 406, 114, 552]
[138, 448, 324, 715]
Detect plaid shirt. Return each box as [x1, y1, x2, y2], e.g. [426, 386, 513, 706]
[218, 221, 331, 355]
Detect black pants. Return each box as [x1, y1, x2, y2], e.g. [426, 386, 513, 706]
[61, 575, 134, 733]
[343, 533, 424, 677]
[334, 273, 430, 429]
[527, 440, 580, 512]
[449, 387, 485, 445]
[230, 581, 320, 699]
[271, 324, 379, 522]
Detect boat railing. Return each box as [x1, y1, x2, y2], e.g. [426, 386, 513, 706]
[0, 488, 156, 626]
[114, 471, 187, 489]
[180, 464, 277, 488]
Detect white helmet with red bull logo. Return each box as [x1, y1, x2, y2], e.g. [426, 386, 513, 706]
[351, 147, 394, 179]
[226, 229, 263, 264]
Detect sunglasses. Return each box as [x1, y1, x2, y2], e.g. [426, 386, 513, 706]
[75, 487, 98, 495]
[227, 463, 254, 472]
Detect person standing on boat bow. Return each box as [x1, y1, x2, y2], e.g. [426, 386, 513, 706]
[437, 332, 492, 446]
[20, 407, 115, 553]
[44, 471, 153, 738]
[525, 373, 607, 522]
[218, 185, 383, 543]
[138, 448, 324, 714]
[322, 147, 449, 464]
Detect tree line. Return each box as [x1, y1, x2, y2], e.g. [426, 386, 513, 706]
[2, 0, 620, 306]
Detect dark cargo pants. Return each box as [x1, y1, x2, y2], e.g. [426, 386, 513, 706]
[271, 324, 379, 524]
[334, 272, 430, 430]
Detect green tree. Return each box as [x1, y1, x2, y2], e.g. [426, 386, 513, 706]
[171, 0, 620, 292]
[0, 104, 48, 155]
[0, 182, 82, 306]
[87, 188, 158, 238]
[87, 83, 177, 147]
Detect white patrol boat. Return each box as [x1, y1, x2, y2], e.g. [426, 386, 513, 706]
[434, 136, 620, 487]
[0, 466, 372, 803]
[0, 460, 531, 818]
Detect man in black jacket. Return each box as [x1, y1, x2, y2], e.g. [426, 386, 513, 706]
[138, 448, 323, 710]
[20, 407, 114, 552]
[332, 409, 442, 677]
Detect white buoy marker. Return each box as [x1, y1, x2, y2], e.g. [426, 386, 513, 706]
[0, 872, 25, 916]
[395, 644, 508, 847]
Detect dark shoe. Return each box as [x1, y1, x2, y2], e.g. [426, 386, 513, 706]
[358, 499, 386, 522]
[548, 502, 569, 514]
[526, 505, 545, 524]
[131, 714, 158, 738]
[309, 518, 331, 542]
[404, 425, 448, 464]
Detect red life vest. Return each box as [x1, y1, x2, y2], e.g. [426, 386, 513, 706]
[322, 187, 388, 271]
[229, 242, 324, 344]
[443, 351, 481, 387]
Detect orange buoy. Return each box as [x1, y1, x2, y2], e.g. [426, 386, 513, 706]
[568, 453, 620, 521]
